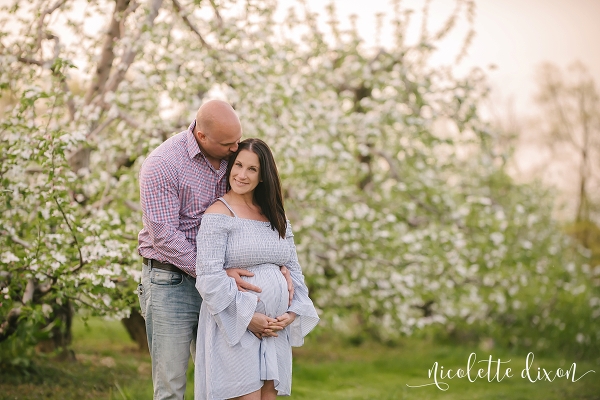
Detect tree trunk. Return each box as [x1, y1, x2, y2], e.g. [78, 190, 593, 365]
[36, 300, 76, 361]
[121, 309, 149, 353]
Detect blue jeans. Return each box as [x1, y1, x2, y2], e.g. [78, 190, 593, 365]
[138, 262, 202, 400]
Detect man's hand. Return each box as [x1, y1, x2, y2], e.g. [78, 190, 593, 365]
[226, 268, 262, 293]
[248, 312, 283, 339]
[269, 312, 296, 330]
[279, 266, 294, 306]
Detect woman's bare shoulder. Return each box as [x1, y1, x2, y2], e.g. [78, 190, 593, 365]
[204, 199, 234, 217]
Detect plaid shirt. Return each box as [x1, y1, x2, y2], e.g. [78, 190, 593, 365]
[137, 120, 228, 276]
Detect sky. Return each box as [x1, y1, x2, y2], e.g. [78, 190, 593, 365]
[7, 0, 597, 117]
[281, 0, 600, 117]
[277, 0, 600, 217]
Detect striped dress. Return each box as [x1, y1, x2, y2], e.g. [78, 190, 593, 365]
[194, 198, 319, 400]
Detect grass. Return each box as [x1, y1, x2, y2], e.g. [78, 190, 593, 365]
[0, 318, 599, 399]
[0, 317, 154, 400]
[290, 339, 600, 400]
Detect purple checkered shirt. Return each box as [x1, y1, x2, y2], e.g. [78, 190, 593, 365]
[137, 120, 228, 277]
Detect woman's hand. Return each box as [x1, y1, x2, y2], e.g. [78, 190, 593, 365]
[269, 312, 296, 331]
[248, 312, 283, 339]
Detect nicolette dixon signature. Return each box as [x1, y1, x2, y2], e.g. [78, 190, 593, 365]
[406, 352, 596, 391]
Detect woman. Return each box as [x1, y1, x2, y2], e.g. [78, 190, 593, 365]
[195, 138, 319, 399]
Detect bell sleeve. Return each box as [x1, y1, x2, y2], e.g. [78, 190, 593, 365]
[284, 222, 320, 346]
[195, 214, 258, 347]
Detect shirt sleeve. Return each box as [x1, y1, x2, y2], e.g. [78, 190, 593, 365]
[139, 155, 197, 275]
[284, 222, 320, 346]
[195, 214, 258, 347]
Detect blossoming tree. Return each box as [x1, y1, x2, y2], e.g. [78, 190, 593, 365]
[0, 0, 597, 360]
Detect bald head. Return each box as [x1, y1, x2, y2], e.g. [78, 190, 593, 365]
[195, 100, 241, 136]
[194, 100, 242, 164]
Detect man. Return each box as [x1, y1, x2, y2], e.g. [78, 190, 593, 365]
[137, 100, 292, 399]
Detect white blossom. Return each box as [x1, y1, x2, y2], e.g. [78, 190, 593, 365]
[1, 252, 19, 263]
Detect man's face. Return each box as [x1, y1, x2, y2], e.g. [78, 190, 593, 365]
[197, 123, 241, 161]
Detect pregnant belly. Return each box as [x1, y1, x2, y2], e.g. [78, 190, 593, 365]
[240, 264, 288, 318]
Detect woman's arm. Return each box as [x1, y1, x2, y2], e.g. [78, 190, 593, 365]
[195, 214, 260, 346]
[277, 222, 320, 345]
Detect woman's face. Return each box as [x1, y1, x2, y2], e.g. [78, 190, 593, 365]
[229, 149, 261, 196]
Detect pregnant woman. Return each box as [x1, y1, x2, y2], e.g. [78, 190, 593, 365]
[195, 138, 319, 399]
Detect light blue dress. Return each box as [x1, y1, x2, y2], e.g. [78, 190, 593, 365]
[195, 198, 319, 400]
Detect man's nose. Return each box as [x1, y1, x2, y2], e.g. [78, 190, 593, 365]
[230, 142, 239, 152]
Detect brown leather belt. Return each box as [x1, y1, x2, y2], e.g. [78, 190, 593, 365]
[143, 258, 182, 274]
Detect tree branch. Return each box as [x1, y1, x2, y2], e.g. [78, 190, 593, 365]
[17, 56, 44, 66]
[48, 0, 68, 13]
[18, 33, 76, 121]
[0, 230, 32, 249]
[98, 101, 141, 129]
[102, 0, 164, 96]
[209, 0, 223, 30]
[64, 294, 98, 310]
[48, 33, 77, 122]
[373, 148, 442, 217]
[84, 0, 132, 105]
[23, 279, 35, 304]
[0, 279, 36, 343]
[172, 0, 213, 50]
[124, 199, 142, 212]
[0, 307, 21, 342]
[87, 115, 117, 139]
[36, 0, 69, 54]
[373, 149, 400, 181]
[90, 195, 114, 210]
[53, 196, 85, 273]
[61, 77, 76, 122]
[121, 0, 141, 33]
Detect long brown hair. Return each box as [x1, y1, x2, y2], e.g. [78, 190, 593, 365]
[226, 138, 286, 238]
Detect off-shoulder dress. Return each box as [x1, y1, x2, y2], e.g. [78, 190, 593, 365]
[194, 198, 319, 400]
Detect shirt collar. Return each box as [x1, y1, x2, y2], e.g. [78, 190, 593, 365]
[186, 120, 202, 160]
[186, 119, 228, 175]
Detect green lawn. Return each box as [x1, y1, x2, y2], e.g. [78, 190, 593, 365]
[0, 318, 598, 400]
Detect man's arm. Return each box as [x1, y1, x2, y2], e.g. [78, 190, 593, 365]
[140, 156, 197, 275]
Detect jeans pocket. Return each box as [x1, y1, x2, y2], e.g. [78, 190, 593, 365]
[137, 283, 147, 319]
[150, 269, 184, 286]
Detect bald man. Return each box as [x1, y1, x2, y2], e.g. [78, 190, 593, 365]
[137, 100, 291, 399]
